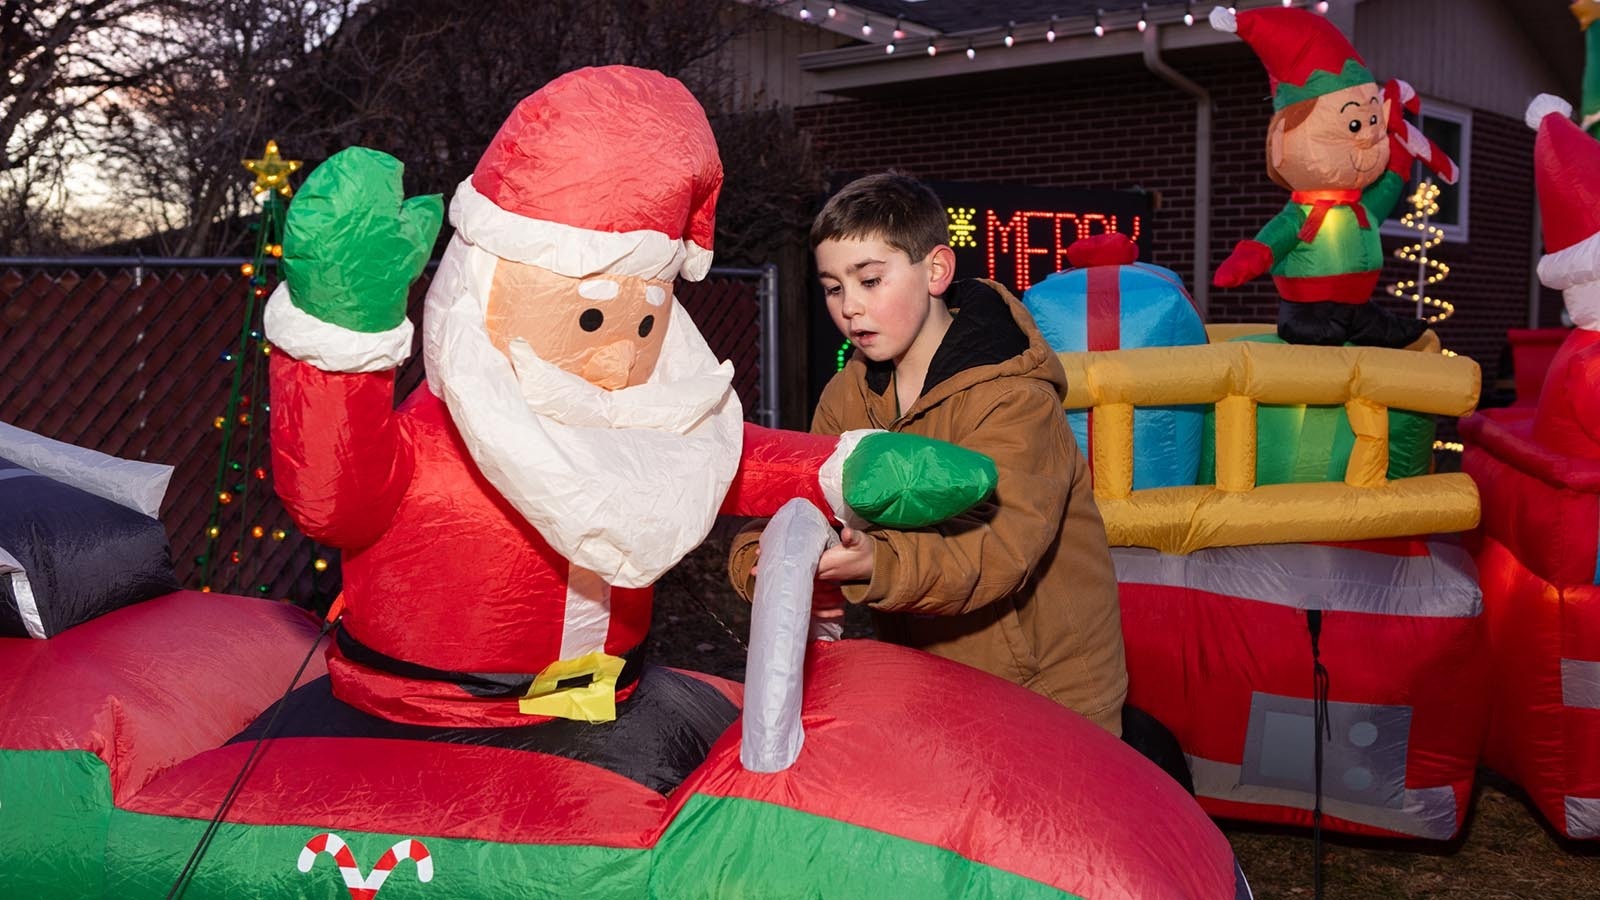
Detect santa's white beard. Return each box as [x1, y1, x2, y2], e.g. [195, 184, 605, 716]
[423, 237, 744, 588]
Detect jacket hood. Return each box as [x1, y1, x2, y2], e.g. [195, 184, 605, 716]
[859, 278, 1067, 417]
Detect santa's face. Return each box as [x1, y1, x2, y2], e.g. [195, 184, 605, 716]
[1269, 84, 1391, 192]
[485, 259, 672, 390]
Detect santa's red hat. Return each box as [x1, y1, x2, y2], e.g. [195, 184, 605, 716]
[1211, 6, 1374, 111]
[450, 66, 722, 282]
[1526, 94, 1600, 291]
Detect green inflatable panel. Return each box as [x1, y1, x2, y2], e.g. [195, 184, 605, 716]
[1198, 333, 1437, 486]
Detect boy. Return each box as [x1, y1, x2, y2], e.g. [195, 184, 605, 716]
[728, 173, 1128, 736]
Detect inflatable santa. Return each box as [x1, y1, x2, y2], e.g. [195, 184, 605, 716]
[263, 66, 993, 738]
[1527, 93, 1600, 456]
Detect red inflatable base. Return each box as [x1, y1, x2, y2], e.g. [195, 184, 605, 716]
[1463, 407, 1600, 839]
[1115, 539, 1487, 839]
[2, 591, 1246, 898]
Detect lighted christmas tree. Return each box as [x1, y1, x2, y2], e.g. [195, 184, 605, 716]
[1386, 179, 1453, 329]
[196, 140, 322, 596]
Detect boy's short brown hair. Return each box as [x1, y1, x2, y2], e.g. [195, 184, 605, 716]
[810, 172, 950, 261]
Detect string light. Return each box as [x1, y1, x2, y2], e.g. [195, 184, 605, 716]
[826, 3, 836, 18]
[1047, 15, 1058, 41]
[1004, 21, 1015, 47]
[860, 16, 872, 36]
[927, 38, 937, 56]
[1094, 8, 1105, 37]
[251, 525, 266, 539]
[313, 558, 329, 572]
[1138, 4, 1148, 32]
[1315, 0, 1329, 11]
[1185, 1, 1195, 26]
[885, 40, 895, 54]
[1386, 180, 1455, 325]
[966, 42, 976, 59]
[239, 262, 254, 277]
[1284, 0, 1294, 6]
[893, 17, 905, 40]
[798, 2, 811, 20]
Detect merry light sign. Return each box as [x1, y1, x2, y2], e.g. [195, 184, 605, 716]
[926, 181, 1154, 294]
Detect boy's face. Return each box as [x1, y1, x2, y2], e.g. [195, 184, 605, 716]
[816, 235, 949, 366]
[1269, 83, 1392, 192]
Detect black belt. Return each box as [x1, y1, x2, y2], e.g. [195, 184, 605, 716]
[335, 627, 645, 699]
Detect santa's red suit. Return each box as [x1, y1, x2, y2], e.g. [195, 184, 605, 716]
[1529, 94, 1600, 459]
[270, 355, 843, 728]
[266, 67, 862, 728]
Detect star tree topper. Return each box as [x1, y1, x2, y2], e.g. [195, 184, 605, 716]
[243, 140, 302, 198]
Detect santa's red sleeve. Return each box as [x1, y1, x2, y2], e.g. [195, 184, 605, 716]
[722, 423, 872, 524]
[265, 285, 415, 550]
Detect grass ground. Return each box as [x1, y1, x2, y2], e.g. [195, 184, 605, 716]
[651, 527, 1600, 899]
[1226, 774, 1600, 898]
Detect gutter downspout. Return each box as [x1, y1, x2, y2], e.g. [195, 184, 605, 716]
[1143, 24, 1212, 316]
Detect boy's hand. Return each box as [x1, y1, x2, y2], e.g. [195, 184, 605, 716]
[817, 527, 874, 584]
[282, 147, 443, 333]
[842, 432, 996, 529]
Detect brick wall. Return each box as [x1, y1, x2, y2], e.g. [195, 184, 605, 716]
[795, 48, 1543, 384]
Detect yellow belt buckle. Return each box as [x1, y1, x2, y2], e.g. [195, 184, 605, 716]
[519, 651, 627, 723]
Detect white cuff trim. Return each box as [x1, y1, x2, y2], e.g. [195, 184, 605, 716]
[263, 283, 414, 373]
[450, 177, 714, 282]
[819, 429, 877, 530]
[1539, 231, 1600, 291]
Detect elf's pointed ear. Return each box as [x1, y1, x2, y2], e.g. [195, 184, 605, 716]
[1269, 116, 1287, 172]
[926, 244, 956, 296]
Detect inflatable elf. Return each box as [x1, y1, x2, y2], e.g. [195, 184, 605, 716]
[1209, 5, 1457, 347]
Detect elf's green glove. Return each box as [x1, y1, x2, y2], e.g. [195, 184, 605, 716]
[842, 432, 998, 529]
[281, 147, 443, 333]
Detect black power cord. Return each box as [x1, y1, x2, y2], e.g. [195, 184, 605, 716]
[165, 614, 340, 899]
[1307, 608, 1331, 900]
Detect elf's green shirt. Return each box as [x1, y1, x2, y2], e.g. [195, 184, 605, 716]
[1253, 169, 1406, 303]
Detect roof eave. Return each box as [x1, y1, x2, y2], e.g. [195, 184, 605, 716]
[799, 15, 1239, 94]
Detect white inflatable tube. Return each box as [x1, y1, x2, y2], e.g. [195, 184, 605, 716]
[740, 497, 839, 773]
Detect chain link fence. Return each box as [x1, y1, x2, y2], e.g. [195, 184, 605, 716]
[0, 258, 776, 609]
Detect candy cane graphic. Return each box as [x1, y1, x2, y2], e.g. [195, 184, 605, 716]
[298, 832, 433, 900]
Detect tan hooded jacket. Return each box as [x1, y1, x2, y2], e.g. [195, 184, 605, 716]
[729, 279, 1128, 735]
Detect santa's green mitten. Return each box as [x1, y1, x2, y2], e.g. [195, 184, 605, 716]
[281, 147, 443, 333]
[841, 432, 998, 529]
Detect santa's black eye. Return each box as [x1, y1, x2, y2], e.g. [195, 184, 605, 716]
[579, 308, 604, 332]
[638, 315, 655, 338]
[1348, 119, 1362, 133]
[1369, 115, 1379, 126]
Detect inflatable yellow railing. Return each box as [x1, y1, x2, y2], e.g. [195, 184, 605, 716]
[1059, 325, 1481, 554]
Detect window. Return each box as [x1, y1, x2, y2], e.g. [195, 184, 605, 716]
[1381, 97, 1471, 243]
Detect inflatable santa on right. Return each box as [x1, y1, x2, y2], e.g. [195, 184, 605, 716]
[1526, 93, 1600, 457]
